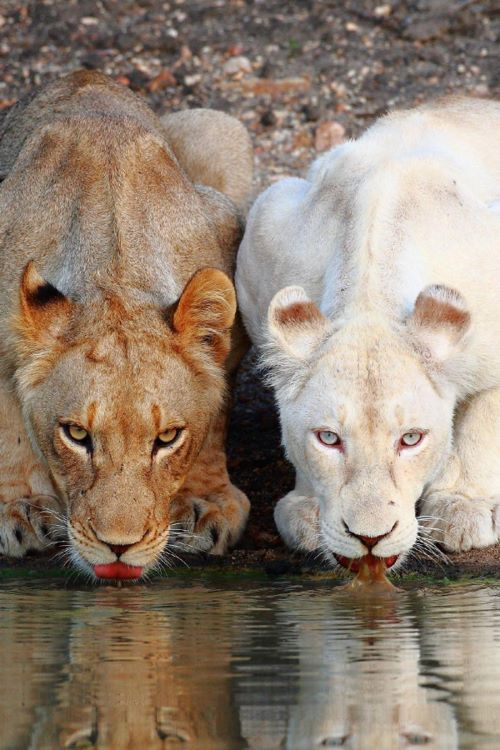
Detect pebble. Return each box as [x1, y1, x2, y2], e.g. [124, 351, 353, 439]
[314, 121, 346, 152]
[223, 56, 252, 76]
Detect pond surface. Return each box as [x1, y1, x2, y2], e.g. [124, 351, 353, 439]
[1, 576, 500, 750]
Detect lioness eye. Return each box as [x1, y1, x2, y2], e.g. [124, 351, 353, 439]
[400, 431, 424, 448]
[63, 424, 91, 449]
[317, 430, 342, 448]
[155, 428, 181, 450]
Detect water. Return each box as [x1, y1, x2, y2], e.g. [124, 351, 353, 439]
[1, 577, 500, 750]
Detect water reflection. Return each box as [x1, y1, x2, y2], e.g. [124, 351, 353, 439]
[0, 579, 499, 749]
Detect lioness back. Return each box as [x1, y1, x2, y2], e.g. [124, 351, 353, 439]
[0, 70, 241, 322]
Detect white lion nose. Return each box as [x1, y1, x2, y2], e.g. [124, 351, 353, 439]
[344, 521, 398, 549]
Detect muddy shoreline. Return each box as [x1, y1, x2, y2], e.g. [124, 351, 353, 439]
[1, 547, 500, 582]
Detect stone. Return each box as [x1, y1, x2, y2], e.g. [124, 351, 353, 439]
[223, 55, 252, 76]
[314, 120, 346, 152]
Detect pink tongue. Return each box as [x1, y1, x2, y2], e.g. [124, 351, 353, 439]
[94, 562, 143, 580]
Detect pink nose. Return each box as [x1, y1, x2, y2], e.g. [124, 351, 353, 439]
[343, 521, 397, 550]
[355, 533, 389, 550]
[108, 543, 133, 557]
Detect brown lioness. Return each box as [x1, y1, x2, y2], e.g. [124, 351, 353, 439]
[0, 70, 252, 580]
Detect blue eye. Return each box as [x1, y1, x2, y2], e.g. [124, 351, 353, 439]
[317, 431, 342, 448]
[400, 431, 424, 449]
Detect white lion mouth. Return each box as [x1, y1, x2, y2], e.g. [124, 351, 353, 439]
[334, 552, 399, 574]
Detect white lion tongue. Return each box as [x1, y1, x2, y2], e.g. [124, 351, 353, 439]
[335, 553, 397, 590]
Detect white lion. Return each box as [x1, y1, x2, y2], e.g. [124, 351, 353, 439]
[236, 97, 500, 570]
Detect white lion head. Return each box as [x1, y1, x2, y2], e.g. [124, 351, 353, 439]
[266, 283, 471, 568]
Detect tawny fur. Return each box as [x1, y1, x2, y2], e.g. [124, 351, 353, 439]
[0, 70, 252, 574]
[237, 97, 500, 563]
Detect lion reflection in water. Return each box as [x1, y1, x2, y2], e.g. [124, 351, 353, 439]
[1, 586, 242, 749]
[1, 586, 500, 749]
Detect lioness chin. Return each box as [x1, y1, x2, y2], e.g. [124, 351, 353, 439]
[0, 70, 252, 580]
[236, 97, 500, 570]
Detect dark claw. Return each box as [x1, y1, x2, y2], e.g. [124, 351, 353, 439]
[192, 502, 201, 525]
[210, 526, 219, 547]
[14, 527, 23, 544]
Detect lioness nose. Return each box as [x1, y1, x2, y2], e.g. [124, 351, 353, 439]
[344, 522, 397, 550]
[108, 543, 133, 557]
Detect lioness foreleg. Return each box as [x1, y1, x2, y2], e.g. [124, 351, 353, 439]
[169, 410, 249, 555]
[421, 387, 500, 551]
[0, 379, 61, 557]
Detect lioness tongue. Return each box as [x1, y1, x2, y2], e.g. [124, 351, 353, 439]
[94, 562, 143, 580]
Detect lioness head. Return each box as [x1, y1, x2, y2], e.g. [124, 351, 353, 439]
[266, 284, 471, 569]
[12, 263, 236, 578]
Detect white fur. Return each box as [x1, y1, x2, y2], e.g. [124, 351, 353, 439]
[236, 98, 500, 561]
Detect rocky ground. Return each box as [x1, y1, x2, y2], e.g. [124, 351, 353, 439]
[0, 0, 499, 578]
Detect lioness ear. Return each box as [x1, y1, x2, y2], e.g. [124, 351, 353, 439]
[173, 268, 236, 365]
[408, 284, 471, 361]
[16, 262, 73, 353]
[267, 286, 330, 361]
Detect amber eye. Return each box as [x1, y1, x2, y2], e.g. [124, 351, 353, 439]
[154, 428, 182, 451]
[399, 431, 425, 449]
[62, 423, 92, 450]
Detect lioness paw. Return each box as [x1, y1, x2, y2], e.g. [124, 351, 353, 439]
[274, 492, 320, 552]
[169, 487, 249, 555]
[0, 496, 61, 558]
[421, 493, 500, 552]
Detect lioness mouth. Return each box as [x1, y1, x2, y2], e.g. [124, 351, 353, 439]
[334, 553, 399, 574]
[93, 562, 143, 580]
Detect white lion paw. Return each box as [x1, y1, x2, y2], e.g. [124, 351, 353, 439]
[274, 492, 320, 552]
[0, 496, 60, 558]
[421, 493, 500, 552]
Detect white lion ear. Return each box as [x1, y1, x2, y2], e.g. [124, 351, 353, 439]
[408, 284, 471, 362]
[267, 286, 331, 361]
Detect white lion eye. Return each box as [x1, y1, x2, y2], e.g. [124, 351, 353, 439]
[400, 431, 424, 449]
[317, 430, 342, 448]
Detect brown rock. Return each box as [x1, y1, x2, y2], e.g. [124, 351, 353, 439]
[314, 120, 346, 152]
[147, 68, 177, 92]
[223, 77, 311, 96]
[293, 129, 314, 149]
[114, 75, 130, 87]
[0, 98, 17, 110]
[226, 43, 244, 57]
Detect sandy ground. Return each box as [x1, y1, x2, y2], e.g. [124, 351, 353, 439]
[0, 0, 499, 578]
